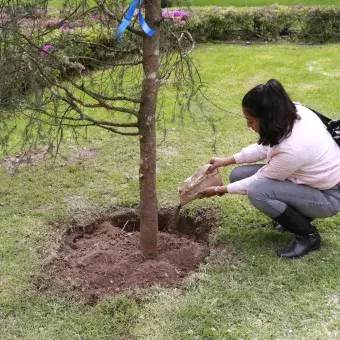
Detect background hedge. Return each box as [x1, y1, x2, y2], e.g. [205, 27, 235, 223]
[52, 6, 340, 54]
[187, 6, 340, 43]
[17, 5, 340, 75]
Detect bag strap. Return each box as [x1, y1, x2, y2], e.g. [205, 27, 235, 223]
[296, 103, 340, 146]
[294, 102, 331, 125]
[305, 106, 331, 126]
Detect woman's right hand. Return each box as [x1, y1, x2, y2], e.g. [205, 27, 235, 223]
[207, 157, 227, 173]
[207, 156, 236, 173]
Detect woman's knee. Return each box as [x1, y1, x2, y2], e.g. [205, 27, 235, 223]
[247, 180, 268, 204]
[229, 165, 264, 183]
[247, 179, 286, 217]
[247, 179, 282, 210]
[229, 168, 242, 183]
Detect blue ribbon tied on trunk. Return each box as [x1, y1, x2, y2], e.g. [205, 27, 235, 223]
[116, 0, 156, 40]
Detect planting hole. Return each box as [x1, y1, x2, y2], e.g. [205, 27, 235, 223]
[46, 207, 219, 299]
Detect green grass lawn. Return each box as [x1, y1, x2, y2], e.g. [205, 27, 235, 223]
[49, 0, 340, 8]
[1, 43, 340, 339]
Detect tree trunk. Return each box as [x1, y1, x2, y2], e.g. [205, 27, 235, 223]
[138, 0, 161, 259]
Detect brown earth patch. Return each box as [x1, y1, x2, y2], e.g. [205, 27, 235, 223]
[45, 207, 219, 299]
[2, 146, 99, 173]
[2, 147, 50, 171]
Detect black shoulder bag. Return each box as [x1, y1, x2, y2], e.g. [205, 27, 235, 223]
[306, 106, 340, 147]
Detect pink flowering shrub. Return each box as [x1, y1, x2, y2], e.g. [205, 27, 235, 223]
[59, 24, 72, 31]
[44, 19, 59, 28]
[40, 44, 52, 57]
[6, 4, 340, 63]
[0, 10, 10, 24]
[162, 9, 190, 27]
[91, 13, 100, 20]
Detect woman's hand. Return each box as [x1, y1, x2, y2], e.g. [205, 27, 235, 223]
[196, 186, 227, 199]
[207, 156, 236, 173]
[207, 158, 227, 173]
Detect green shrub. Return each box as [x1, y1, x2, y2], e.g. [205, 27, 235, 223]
[161, 0, 172, 8]
[39, 5, 340, 64]
[299, 6, 340, 42]
[26, 5, 340, 80]
[187, 5, 340, 43]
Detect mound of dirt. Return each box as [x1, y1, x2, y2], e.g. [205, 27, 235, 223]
[47, 208, 216, 299]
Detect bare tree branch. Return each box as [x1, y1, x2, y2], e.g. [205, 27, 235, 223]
[67, 77, 141, 103]
[29, 106, 138, 128]
[93, 124, 139, 136]
[25, 53, 140, 118]
[65, 77, 140, 115]
[68, 56, 143, 67]
[49, 87, 139, 132]
[159, 31, 195, 85]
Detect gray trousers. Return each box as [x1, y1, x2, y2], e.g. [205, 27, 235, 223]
[230, 165, 340, 219]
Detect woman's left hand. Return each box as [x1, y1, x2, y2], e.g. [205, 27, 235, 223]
[196, 186, 219, 199]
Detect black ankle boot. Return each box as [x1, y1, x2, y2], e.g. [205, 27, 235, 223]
[273, 206, 321, 259]
[274, 224, 286, 232]
[277, 232, 321, 259]
[274, 217, 314, 233]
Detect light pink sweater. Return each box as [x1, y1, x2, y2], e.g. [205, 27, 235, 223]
[227, 104, 340, 195]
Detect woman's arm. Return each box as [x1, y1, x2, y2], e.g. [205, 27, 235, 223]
[233, 143, 268, 164]
[208, 143, 268, 173]
[208, 156, 236, 172]
[227, 148, 305, 194]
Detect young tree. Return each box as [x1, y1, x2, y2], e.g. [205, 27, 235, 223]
[0, 0, 198, 258]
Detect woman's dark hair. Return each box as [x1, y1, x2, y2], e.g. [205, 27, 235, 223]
[242, 79, 299, 146]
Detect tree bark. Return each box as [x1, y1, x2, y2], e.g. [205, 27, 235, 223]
[138, 0, 161, 259]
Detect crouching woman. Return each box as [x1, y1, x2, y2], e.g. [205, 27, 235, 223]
[199, 79, 340, 259]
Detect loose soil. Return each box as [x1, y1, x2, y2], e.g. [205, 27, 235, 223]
[46, 207, 218, 299]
